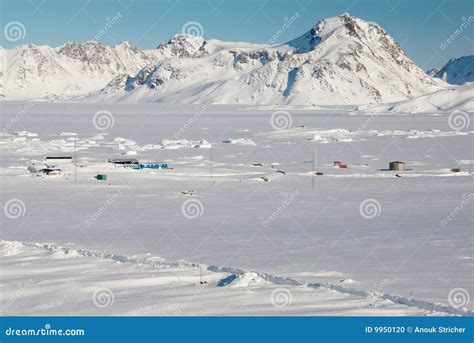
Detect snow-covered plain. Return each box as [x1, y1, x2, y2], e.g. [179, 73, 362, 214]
[1, 102, 473, 316]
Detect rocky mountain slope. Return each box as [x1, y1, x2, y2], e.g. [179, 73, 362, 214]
[88, 13, 443, 105]
[428, 55, 474, 85]
[1, 14, 443, 105]
[0, 41, 161, 100]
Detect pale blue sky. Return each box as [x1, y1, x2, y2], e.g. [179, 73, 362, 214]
[1, 0, 473, 69]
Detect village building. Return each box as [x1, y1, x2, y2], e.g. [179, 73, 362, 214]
[38, 168, 63, 177]
[44, 156, 73, 165]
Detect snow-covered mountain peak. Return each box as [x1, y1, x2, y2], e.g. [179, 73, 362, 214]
[284, 14, 357, 52]
[156, 34, 207, 58]
[2, 13, 444, 104]
[429, 55, 474, 85]
[115, 40, 134, 48]
[317, 12, 364, 38]
[2, 41, 158, 100]
[98, 12, 439, 105]
[285, 13, 407, 63]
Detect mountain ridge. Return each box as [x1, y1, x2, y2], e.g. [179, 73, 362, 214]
[428, 55, 474, 85]
[1, 13, 444, 105]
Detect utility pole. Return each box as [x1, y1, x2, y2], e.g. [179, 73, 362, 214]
[199, 258, 203, 284]
[210, 145, 214, 186]
[312, 149, 317, 190]
[74, 138, 77, 182]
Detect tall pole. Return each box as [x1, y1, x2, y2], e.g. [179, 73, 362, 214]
[312, 149, 317, 190]
[199, 258, 203, 284]
[74, 138, 77, 182]
[210, 145, 214, 186]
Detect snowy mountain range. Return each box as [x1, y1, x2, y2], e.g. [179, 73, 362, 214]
[0, 41, 161, 100]
[427, 55, 474, 85]
[0, 13, 463, 106]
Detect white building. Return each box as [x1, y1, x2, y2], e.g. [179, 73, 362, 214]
[39, 168, 63, 177]
[44, 156, 73, 165]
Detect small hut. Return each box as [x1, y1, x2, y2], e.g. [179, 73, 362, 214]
[108, 158, 140, 169]
[389, 161, 405, 171]
[96, 174, 108, 180]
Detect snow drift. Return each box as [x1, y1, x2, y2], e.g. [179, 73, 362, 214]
[359, 83, 474, 113]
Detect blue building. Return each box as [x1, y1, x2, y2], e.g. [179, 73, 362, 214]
[139, 163, 168, 169]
